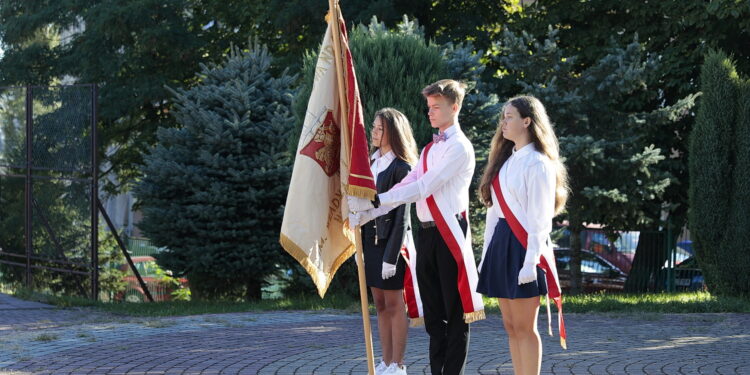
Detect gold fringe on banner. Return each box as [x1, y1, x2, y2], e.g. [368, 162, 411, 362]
[463, 309, 486, 324]
[279, 233, 356, 298]
[345, 184, 377, 201]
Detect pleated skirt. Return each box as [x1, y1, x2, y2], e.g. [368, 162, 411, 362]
[477, 218, 547, 299]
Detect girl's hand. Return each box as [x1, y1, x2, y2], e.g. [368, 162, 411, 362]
[518, 263, 537, 285]
[382, 262, 397, 279]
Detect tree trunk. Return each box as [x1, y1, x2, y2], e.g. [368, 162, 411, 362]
[246, 279, 262, 301]
[569, 227, 583, 295]
[624, 231, 667, 292]
[189, 286, 210, 301]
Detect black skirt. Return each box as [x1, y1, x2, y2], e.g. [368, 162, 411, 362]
[361, 222, 406, 290]
[477, 218, 547, 299]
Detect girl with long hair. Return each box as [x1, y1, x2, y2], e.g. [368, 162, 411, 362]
[476, 95, 569, 375]
[350, 107, 417, 375]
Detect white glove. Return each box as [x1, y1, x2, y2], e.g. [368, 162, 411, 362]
[517, 262, 538, 285]
[358, 209, 375, 226]
[348, 212, 360, 230]
[518, 241, 542, 285]
[381, 262, 396, 280]
[347, 195, 374, 212]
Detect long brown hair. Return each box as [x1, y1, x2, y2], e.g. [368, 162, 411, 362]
[373, 107, 418, 166]
[478, 96, 569, 214]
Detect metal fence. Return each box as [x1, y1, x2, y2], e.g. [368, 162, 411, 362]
[552, 225, 699, 294]
[127, 237, 162, 257]
[0, 84, 98, 298]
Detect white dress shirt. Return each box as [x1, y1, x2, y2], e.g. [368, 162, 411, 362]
[482, 143, 556, 259]
[363, 149, 399, 220]
[378, 125, 475, 222]
[370, 149, 396, 184]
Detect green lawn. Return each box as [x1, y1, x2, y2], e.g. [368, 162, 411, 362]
[12, 289, 750, 317]
[537, 292, 750, 314]
[12, 289, 362, 317]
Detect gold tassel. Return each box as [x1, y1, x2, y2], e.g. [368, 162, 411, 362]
[560, 337, 567, 350]
[409, 317, 424, 328]
[463, 309, 486, 323]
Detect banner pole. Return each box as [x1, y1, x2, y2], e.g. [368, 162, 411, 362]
[328, 0, 376, 374]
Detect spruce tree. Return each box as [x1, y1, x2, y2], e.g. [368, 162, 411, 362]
[134, 41, 297, 301]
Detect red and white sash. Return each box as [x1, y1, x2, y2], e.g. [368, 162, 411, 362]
[399, 230, 423, 326]
[422, 142, 485, 323]
[492, 174, 567, 349]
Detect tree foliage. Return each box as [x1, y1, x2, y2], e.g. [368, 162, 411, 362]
[500, 0, 750, 227]
[690, 50, 749, 296]
[134, 42, 296, 301]
[492, 27, 697, 292]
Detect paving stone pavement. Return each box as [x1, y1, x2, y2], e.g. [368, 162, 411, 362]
[0, 293, 749, 374]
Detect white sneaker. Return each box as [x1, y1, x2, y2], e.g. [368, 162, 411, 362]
[375, 360, 388, 375]
[384, 363, 407, 375]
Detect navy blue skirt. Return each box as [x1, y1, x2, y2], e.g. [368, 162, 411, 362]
[477, 218, 547, 299]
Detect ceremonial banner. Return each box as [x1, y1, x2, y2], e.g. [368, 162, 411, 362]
[280, 7, 375, 297]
